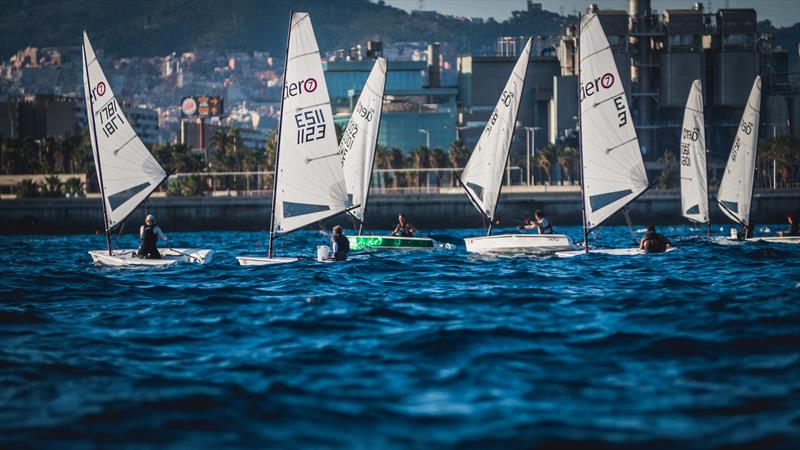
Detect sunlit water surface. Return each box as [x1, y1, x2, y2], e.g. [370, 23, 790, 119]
[1, 225, 799, 449]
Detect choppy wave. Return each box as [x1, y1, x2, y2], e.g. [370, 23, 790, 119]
[1, 226, 799, 449]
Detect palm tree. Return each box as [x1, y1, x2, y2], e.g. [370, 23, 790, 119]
[448, 140, 469, 186]
[536, 144, 558, 185]
[556, 146, 579, 185]
[383, 147, 405, 188]
[410, 146, 431, 188]
[16, 178, 39, 198]
[657, 149, 676, 189]
[40, 137, 59, 173]
[758, 135, 798, 188]
[62, 177, 85, 197]
[429, 148, 448, 187]
[42, 175, 63, 197]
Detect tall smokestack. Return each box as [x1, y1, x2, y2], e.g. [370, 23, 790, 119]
[427, 42, 441, 88]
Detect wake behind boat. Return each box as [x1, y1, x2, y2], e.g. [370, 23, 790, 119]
[82, 32, 211, 266]
[458, 38, 575, 255]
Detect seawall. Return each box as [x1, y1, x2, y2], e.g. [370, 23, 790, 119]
[1, 189, 798, 234]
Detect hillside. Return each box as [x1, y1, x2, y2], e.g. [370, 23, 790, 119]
[0, 0, 572, 59]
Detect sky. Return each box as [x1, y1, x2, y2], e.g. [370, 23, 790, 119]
[383, 0, 800, 27]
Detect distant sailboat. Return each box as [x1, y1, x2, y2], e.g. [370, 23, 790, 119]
[340, 58, 434, 251]
[237, 12, 355, 265]
[680, 79, 710, 231]
[557, 13, 672, 257]
[83, 32, 212, 266]
[717, 76, 760, 234]
[461, 37, 575, 254]
[714, 76, 796, 243]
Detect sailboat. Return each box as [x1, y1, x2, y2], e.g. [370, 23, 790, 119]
[339, 58, 434, 251]
[461, 38, 575, 254]
[236, 12, 355, 265]
[715, 77, 796, 244]
[680, 79, 710, 232]
[557, 13, 673, 257]
[83, 32, 212, 266]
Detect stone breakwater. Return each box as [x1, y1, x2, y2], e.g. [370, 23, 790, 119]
[1, 189, 797, 234]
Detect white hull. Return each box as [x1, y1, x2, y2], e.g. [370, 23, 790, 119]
[556, 247, 678, 258]
[464, 234, 576, 254]
[718, 235, 800, 244]
[749, 236, 800, 244]
[89, 248, 214, 266]
[236, 256, 300, 266]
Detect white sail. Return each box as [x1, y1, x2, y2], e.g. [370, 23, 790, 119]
[272, 12, 350, 234]
[460, 38, 532, 221]
[82, 32, 166, 230]
[339, 57, 387, 224]
[579, 14, 648, 230]
[679, 79, 709, 224]
[717, 76, 761, 226]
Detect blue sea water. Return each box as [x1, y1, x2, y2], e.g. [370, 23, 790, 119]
[1, 225, 799, 449]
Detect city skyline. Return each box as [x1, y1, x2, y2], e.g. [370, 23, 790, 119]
[385, 0, 800, 27]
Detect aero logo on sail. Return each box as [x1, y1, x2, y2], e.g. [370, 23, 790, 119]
[89, 81, 107, 102]
[284, 78, 318, 99]
[580, 73, 614, 101]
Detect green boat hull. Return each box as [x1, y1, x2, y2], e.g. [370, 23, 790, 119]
[347, 235, 435, 251]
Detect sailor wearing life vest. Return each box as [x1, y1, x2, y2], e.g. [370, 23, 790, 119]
[639, 224, 672, 253]
[137, 214, 168, 259]
[328, 225, 350, 261]
[518, 210, 554, 234]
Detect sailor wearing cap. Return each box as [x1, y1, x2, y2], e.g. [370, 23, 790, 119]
[137, 214, 169, 259]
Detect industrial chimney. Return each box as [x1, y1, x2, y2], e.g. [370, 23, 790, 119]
[427, 42, 441, 88]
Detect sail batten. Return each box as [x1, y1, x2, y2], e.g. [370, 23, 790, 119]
[680, 79, 709, 224]
[717, 76, 761, 226]
[460, 38, 532, 223]
[579, 13, 648, 230]
[82, 32, 166, 231]
[339, 58, 387, 224]
[271, 12, 350, 235]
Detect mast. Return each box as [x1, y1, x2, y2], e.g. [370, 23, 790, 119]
[577, 14, 588, 253]
[358, 62, 387, 236]
[83, 36, 112, 256]
[268, 11, 294, 259]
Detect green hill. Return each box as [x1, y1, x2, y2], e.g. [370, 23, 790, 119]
[0, 0, 571, 59]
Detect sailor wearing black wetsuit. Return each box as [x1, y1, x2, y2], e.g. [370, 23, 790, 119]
[737, 224, 754, 241]
[639, 224, 672, 253]
[779, 215, 798, 237]
[137, 214, 168, 259]
[330, 225, 349, 261]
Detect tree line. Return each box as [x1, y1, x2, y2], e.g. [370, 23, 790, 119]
[2, 127, 798, 198]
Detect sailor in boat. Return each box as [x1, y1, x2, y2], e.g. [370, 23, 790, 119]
[517, 210, 554, 234]
[391, 213, 416, 237]
[137, 214, 168, 259]
[736, 223, 755, 241]
[327, 225, 350, 261]
[639, 225, 672, 253]
[778, 214, 799, 237]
